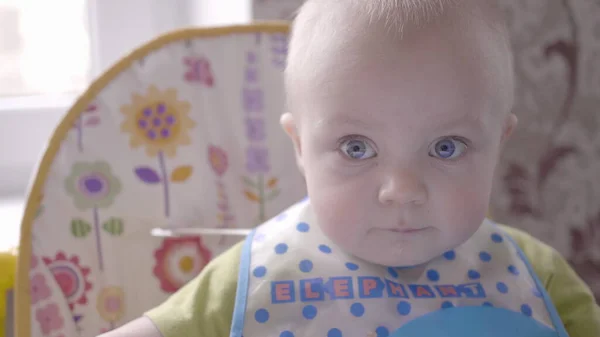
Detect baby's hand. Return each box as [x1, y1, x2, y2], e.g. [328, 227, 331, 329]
[98, 317, 162, 337]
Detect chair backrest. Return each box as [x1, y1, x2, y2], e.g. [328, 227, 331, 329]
[16, 23, 306, 337]
[252, 0, 600, 301]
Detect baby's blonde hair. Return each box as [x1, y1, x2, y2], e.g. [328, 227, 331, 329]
[355, 0, 458, 32]
[284, 0, 513, 114]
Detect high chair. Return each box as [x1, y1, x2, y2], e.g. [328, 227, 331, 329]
[15, 22, 306, 337]
[1, 250, 16, 337]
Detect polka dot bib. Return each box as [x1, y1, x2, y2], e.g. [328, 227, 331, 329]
[230, 200, 567, 337]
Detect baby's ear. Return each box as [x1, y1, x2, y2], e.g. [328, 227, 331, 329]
[501, 113, 518, 143]
[280, 112, 305, 176]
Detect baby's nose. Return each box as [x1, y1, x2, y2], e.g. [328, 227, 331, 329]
[378, 169, 428, 206]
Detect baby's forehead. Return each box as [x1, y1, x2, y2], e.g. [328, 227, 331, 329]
[293, 35, 511, 125]
[286, 1, 514, 117]
[309, 99, 491, 131]
[299, 56, 502, 136]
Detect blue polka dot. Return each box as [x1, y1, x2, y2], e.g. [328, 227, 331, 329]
[327, 328, 342, 337]
[482, 302, 494, 307]
[255, 309, 269, 323]
[345, 262, 359, 271]
[280, 331, 294, 337]
[397, 301, 412, 316]
[302, 305, 317, 320]
[479, 251, 492, 262]
[299, 260, 313, 273]
[508, 265, 519, 275]
[319, 245, 332, 254]
[388, 267, 398, 278]
[468, 270, 480, 280]
[497, 282, 509, 294]
[253, 266, 266, 278]
[532, 288, 543, 298]
[274, 243, 288, 254]
[521, 304, 533, 316]
[441, 301, 454, 309]
[491, 233, 503, 243]
[426, 269, 440, 282]
[296, 222, 310, 232]
[350, 303, 365, 317]
[443, 250, 456, 260]
[375, 326, 389, 337]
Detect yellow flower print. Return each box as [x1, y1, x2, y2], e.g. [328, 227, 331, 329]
[120, 85, 197, 218]
[120, 85, 195, 158]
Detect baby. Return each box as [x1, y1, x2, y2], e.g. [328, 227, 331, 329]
[103, 0, 600, 336]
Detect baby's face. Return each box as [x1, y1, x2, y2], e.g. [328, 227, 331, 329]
[284, 19, 516, 267]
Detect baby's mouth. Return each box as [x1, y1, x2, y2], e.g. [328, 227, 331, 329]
[388, 226, 432, 234]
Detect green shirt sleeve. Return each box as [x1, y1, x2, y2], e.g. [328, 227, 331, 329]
[146, 227, 600, 337]
[144, 240, 242, 337]
[501, 226, 600, 337]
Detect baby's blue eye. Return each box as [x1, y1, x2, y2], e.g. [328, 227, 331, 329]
[340, 139, 376, 160]
[430, 138, 467, 159]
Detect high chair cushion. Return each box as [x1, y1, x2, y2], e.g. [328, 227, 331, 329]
[16, 23, 306, 337]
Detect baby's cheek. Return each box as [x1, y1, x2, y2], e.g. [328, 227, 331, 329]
[313, 202, 355, 250]
[313, 188, 359, 225]
[308, 167, 366, 217]
[439, 181, 488, 224]
[308, 181, 366, 245]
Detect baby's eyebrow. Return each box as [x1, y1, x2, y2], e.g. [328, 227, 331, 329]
[431, 113, 486, 132]
[314, 115, 377, 130]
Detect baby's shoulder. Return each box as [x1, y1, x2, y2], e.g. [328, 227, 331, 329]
[498, 224, 600, 337]
[498, 225, 557, 256]
[143, 239, 244, 337]
[496, 224, 565, 280]
[202, 238, 245, 280]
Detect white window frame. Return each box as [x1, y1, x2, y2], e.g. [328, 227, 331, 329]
[0, 0, 251, 199]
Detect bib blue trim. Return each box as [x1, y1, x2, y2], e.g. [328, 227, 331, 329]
[390, 305, 559, 337]
[229, 229, 256, 337]
[502, 231, 570, 337]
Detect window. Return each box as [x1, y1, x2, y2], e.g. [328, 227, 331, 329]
[0, 0, 91, 97]
[0, 0, 251, 249]
[0, 0, 251, 199]
[0, 0, 91, 198]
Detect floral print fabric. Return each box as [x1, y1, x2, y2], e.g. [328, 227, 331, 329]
[24, 27, 306, 337]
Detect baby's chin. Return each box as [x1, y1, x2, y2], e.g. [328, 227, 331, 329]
[319, 225, 449, 267]
[353, 245, 445, 268]
[343, 231, 459, 267]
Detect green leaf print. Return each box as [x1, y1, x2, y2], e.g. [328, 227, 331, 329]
[242, 176, 258, 189]
[71, 219, 92, 238]
[267, 188, 280, 201]
[103, 217, 124, 236]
